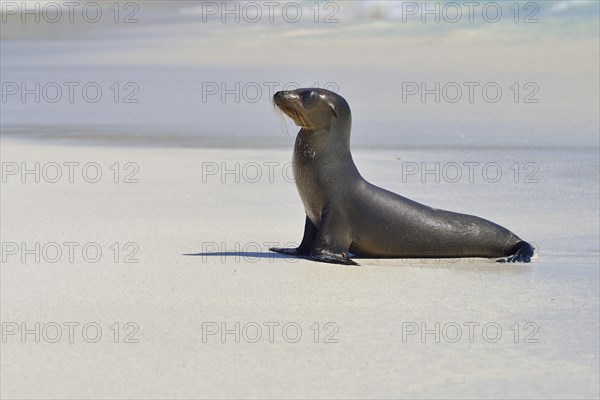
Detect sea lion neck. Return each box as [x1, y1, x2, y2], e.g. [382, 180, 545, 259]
[294, 126, 351, 159]
[293, 126, 361, 186]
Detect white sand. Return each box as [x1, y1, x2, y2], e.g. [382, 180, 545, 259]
[1, 139, 598, 399]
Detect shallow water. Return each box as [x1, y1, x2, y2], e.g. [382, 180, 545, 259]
[1, 1, 598, 149]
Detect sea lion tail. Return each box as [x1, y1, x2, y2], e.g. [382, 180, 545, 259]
[498, 241, 535, 263]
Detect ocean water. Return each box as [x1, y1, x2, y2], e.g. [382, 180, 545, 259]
[1, 0, 598, 149]
[0, 1, 598, 147]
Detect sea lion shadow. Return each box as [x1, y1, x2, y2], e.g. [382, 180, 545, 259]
[183, 251, 305, 263]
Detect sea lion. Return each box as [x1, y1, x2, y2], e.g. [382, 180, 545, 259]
[269, 88, 534, 265]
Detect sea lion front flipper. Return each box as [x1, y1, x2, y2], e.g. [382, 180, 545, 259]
[312, 252, 358, 266]
[310, 209, 357, 266]
[270, 215, 317, 256]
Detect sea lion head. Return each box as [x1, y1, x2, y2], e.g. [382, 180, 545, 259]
[273, 88, 350, 131]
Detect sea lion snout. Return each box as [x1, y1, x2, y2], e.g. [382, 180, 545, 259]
[273, 91, 284, 103]
[273, 90, 299, 106]
[274, 91, 309, 128]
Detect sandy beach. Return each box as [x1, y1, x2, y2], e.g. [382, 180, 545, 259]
[1, 138, 598, 399]
[1, 1, 599, 398]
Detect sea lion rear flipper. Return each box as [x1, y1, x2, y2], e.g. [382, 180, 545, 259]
[497, 241, 536, 263]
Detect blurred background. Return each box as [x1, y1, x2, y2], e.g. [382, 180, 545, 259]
[1, 0, 599, 148]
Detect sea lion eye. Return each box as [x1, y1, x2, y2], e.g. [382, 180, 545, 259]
[300, 90, 318, 105]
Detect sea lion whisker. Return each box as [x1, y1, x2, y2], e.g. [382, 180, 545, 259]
[273, 104, 291, 136]
[295, 106, 315, 130]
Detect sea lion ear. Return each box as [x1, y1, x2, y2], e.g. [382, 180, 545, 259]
[330, 104, 338, 119]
